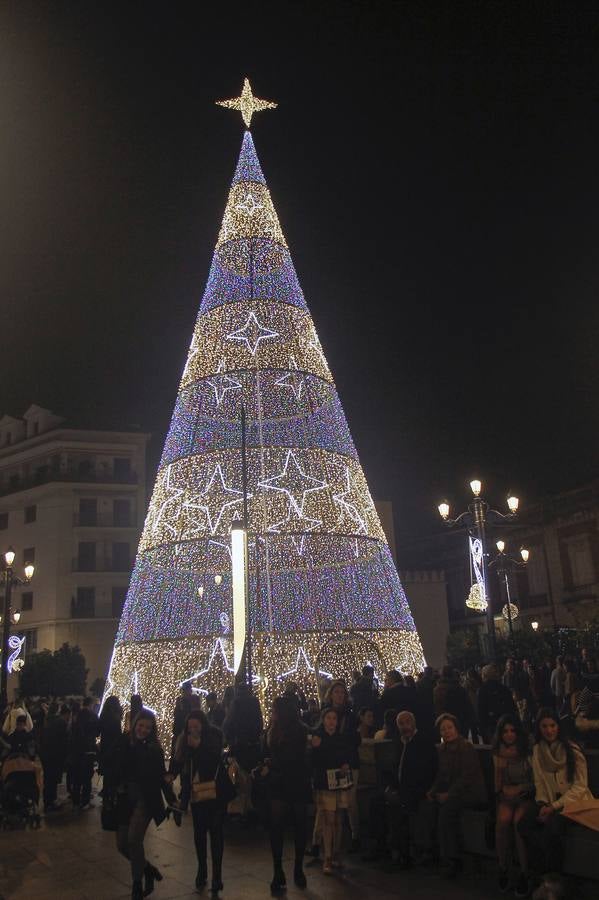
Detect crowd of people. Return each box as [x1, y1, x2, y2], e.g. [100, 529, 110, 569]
[1, 648, 598, 900]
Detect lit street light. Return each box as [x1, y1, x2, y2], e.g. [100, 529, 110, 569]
[489, 541, 530, 651]
[437, 479, 521, 660]
[1, 546, 35, 707]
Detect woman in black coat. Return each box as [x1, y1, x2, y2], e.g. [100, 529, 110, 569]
[98, 696, 122, 792]
[320, 680, 361, 849]
[262, 696, 310, 894]
[170, 710, 227, 893]
[112, 710, 168, 900]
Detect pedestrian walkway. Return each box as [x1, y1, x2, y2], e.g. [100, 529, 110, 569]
[0, 802, 596, 900]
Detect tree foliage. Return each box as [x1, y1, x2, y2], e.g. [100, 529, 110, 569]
[19, 643, 88, 696]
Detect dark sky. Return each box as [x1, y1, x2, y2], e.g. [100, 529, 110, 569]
[1, 1, 598, 542]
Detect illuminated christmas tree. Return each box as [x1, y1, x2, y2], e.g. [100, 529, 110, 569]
[106, 81, 425, 739]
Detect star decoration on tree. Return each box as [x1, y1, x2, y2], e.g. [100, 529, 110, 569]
[183, 334, 200, 380]
[268, 503, 322, 553]
[275, 355, 305, 400]
[277, 647, 332, 682]
[333, 466, 370, 535]
[259, 450, 327, 524]
[184, 639, 235, 695]
[151, 464, 184, 539]
[226, 310, 279, 355]
[216, 78, 277, 128]
[207, 359, 242, 406]
[183, 463, 246, 536]
[235, 191, 263, 216]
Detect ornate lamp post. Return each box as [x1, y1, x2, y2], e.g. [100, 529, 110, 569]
[438, 480, 520, 660]
[489, 541, 529, 651]
[1, 546, 35, 707]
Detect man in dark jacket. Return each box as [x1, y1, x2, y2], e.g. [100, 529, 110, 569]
[350, 665, 379, 714]
[477, 664, 518, 743]
[363, 710, 437, 864]
[71, 696, 100, 809]
[40, 702, 69, 810]
[380, 671, 415, 718]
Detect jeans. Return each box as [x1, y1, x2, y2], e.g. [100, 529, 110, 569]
[116, 799, 153, 881]
[517, 804, 567, 876]
[191, 800, 224, 883]
[269, 797, 307, 868]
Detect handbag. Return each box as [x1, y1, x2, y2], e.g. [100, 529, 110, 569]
[191, 773, 217, 803]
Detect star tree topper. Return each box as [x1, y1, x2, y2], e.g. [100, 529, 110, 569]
[216, 78, 277, 128]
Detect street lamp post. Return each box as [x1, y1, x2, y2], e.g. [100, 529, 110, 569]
[489, 541, 529, 652]
[1, 546, 35, 708]
[438, 480, 520, 661]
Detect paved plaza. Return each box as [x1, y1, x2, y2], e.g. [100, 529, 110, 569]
[0, 794, 566, 900]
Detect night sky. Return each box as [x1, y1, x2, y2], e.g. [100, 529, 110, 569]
[1, 2, 598, 543]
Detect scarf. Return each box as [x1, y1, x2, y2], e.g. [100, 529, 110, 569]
[537, 739, 567, 774]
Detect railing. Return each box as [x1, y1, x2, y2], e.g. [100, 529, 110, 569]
[72, 558, 131, 573]
[73, 512, 133, 527]
[0, 467, 138, 497]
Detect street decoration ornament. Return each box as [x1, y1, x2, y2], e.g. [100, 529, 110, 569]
[7, 634, 25, 673]
[106, 87, 425, 748]
[502, 602, 519, 621]
[467, 537, 488, 611]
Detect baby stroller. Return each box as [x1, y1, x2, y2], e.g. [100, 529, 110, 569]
[0, 753, 43, 828]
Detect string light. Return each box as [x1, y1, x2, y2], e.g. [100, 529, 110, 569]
[106, 116, 425, 750]
[466, 583, 488, 612]
[502, 602, 519, 621]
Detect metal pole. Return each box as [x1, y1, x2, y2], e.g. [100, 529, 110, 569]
[1, 571, 13, 708]
[240, 404, 252, 690]
[472, 497, 496, 661]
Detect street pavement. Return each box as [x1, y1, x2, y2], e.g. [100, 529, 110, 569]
[0, 794, 594, 900]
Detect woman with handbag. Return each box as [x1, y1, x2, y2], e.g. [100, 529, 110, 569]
[112, 710, 167, 900]
[491, 713, 535, 897]
[262, 696, 310, 894]
[311, 707, 353, 874]
[171, 710, 231, 893]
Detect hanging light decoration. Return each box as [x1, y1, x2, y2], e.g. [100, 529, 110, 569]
[466, 583, 488, 611]
[502, 602, 519, 621]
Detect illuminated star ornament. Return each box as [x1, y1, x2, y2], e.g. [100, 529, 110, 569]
[207, 359, 242, 406]
[226, 310, 279, 355]
[216, 78, 277, 128]
[184, 463, 246, 536]
[259, 449, 326, 519]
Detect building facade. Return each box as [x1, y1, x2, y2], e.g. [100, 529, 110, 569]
[0, 405, 149, 698]
[399, 480, 599, 641]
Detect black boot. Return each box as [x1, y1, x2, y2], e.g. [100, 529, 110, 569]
[270, 865, 286, 895]
[293, 862, 307, 888]
[132, 881, 143, 900]
[211, 876, 224, 894]
[143, 863, 162, 897]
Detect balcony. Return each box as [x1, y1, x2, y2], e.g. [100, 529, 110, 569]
[73, 512, 133, 527]
[72, 557, 131, 573]
[0, 465, 138, 497]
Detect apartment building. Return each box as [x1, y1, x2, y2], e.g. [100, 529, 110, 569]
[0, 405, 149, 697]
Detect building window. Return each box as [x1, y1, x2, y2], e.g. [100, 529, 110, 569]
[77, 541, 96, 572]
[24, 505, 37, 524]
[72, 587, 95, 618]
[526, 549, 548, 597]
[22, 628, 37, 655]
[21, 591, 33, 611]
[114, 457, 132, 481]
[112, 542, 130, 571]
[568, 538, 594, 588]
[79, 498, 97, 526]
[0, 512, 7, 530]
[112, 585, 128, 618]
[113, 498, 131, 527]
[78, 458, 94, 479]
[23, 547, 35, 565]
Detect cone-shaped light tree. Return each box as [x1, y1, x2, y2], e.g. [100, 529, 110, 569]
[106, 82, 425, 741]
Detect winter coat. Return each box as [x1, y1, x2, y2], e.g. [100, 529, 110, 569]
[322, 703, 361, 769]
[350, 676, 379, 713]
[532, 741, 599, 831]
[170, 725, 223, 809]
[390, 731, 438, 811]
[264, 722, 310, 803]
[477, 680, 517, 742]
[430, 736, 487, 806]
[223, 693, 264, 771]
[71, 708, 100, 756]
[112, 734, 167, 826]
[433, 678, 475, 735]
[311, 727, 353, 790]
[40, 714, 68, 767]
